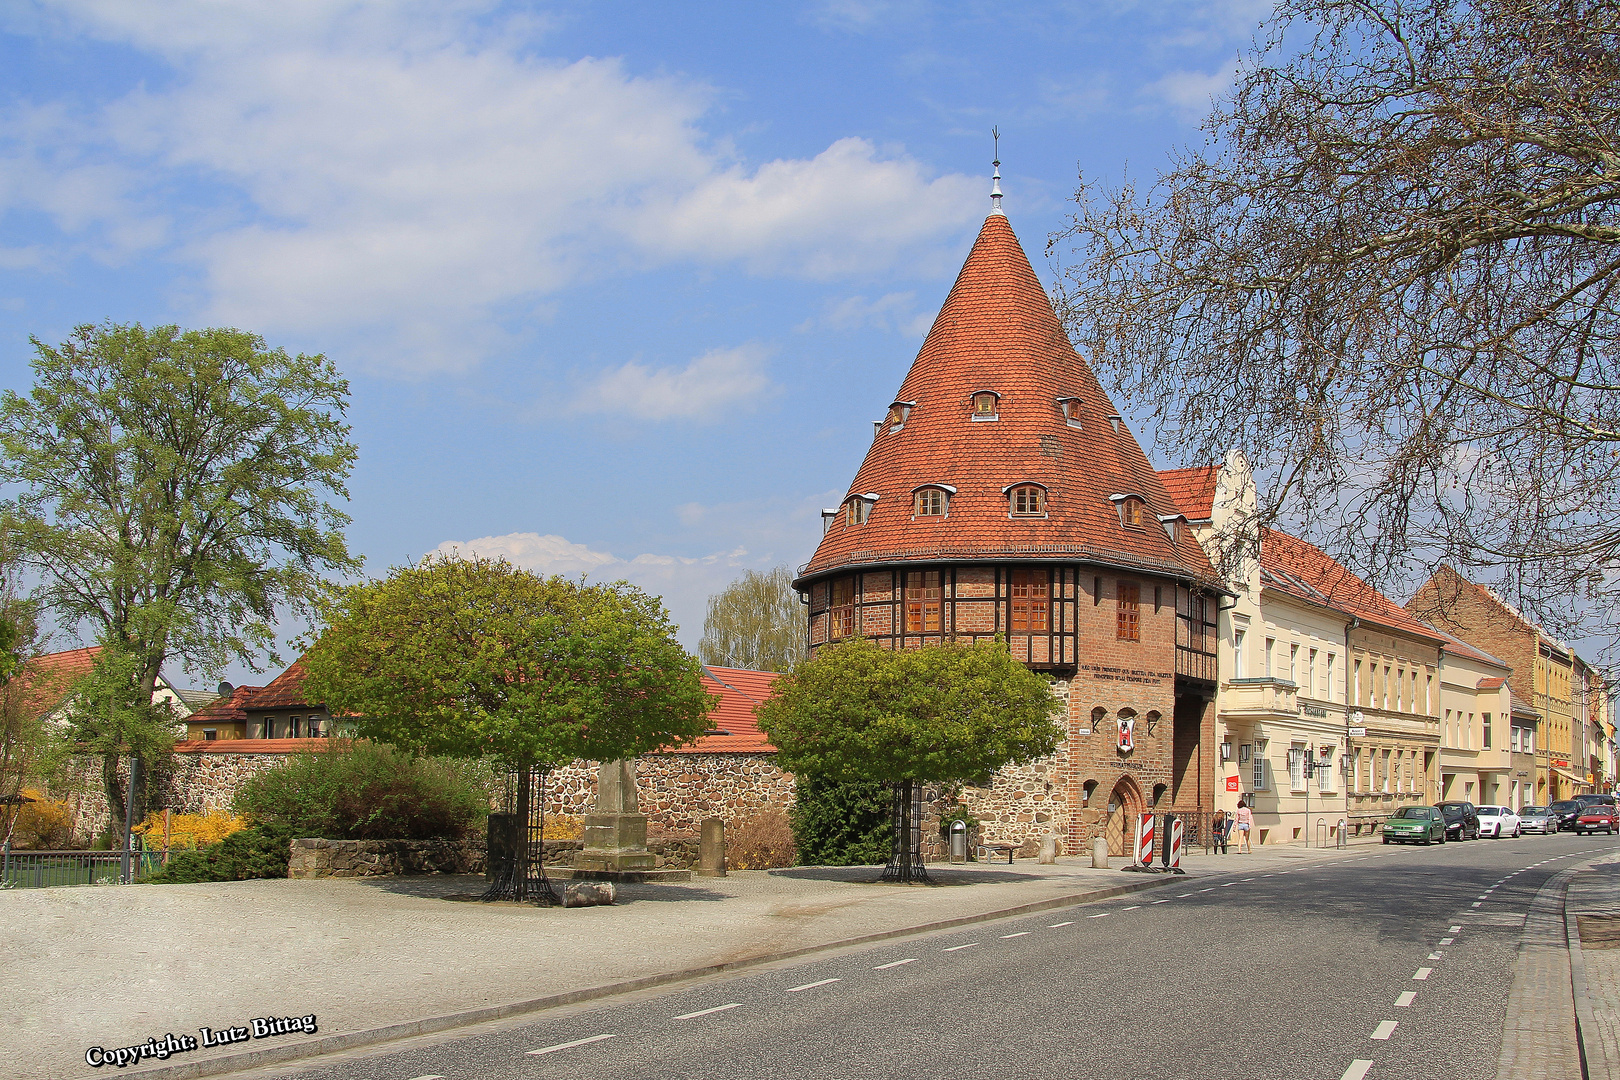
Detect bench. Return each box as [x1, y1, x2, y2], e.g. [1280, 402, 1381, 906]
[978, 842, 1017, 864]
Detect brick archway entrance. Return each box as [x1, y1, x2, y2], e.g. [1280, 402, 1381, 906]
[1103, 776, 1144, 857]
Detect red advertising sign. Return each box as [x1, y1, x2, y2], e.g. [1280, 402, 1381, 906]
[1225, 775, 1240, 792]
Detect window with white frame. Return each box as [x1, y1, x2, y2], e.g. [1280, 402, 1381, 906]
[1253, 740, 1269, 790]
[1396, 668, 1404, 711]
[1289, 643, 1299, 684]
[1326, 653, 1336, 702]
[1307, 648, 1317, 697]
[1266, 638, 1275, 676]
[1233, 629, 1246, 677]
[1382, 748, 1392, 793]
[1318, 747, 1336, 792]
[1354, 659, 1363, 706]
[1289, 744, 1307, 791]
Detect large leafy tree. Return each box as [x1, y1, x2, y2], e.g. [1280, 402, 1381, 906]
[301, 555, 716, 899]
[1053, 0, 1620, 644]
[759, 638, 1061, 880]
[0, 322, 359, 827]
[699, 566, 805, 673]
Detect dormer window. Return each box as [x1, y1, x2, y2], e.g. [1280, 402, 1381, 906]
[1005, 483, 1047, 517]
[1056, 397, 1083, 428]
[971, 391, 1000, 421]
[886, 401, 916, 431]
[913, 485, 953, 517]
[821, 508, 840, 533]
[1110, 493, 1147, 528]
[844, 493, 878, 525]
[1158, 514, 1184, 542]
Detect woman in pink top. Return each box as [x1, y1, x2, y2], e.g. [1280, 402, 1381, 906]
[1234, 799, 1254, 853]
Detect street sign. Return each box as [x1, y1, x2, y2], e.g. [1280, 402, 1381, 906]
[1348, 726, 1366, 737]
[1225, 775, 1240, 792]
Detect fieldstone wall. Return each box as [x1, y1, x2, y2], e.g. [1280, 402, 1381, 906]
[59, 749, 306, 843]
[544, 753, 795, 831]
[286, 835, 705, 878]
[288, 838, 486, 878]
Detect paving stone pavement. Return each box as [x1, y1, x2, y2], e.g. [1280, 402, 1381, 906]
[4, 839, 1371, 1080]
[1568, 857, 1620, 1080]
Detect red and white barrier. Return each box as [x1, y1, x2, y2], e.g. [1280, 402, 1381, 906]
[1134, 812, 1155, 866]
[1164, 816, 1184, 870]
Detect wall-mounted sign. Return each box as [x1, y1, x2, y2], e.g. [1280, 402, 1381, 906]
[1118, 716, 1136, 754]
[1225, 775, 1240, 792]
[1348, 726, 1367, 737]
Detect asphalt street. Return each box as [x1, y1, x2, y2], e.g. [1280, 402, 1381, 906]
[247, 832, 1613, 1080]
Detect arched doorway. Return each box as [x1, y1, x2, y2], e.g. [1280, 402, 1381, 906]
[1103, 776, 1144, 856]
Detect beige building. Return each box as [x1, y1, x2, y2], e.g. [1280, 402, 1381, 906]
[1410, 567, 1602, 803]
[1431, 630, 1518, 808]
[1162, 453, 1441, 844]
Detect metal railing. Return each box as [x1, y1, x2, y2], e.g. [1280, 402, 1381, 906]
[1, 843, 164, 888]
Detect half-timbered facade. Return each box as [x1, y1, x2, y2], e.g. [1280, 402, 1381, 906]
[795, 187, 1223, 857]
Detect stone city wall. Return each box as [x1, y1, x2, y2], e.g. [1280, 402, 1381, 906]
[56, 747, 795, 845]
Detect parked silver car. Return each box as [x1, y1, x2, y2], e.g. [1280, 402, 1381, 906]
[1520, 805, 1555, 834]
[1477, 805, 1522, 838]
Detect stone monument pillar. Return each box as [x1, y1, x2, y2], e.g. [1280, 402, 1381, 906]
[574, 759, 656, 873]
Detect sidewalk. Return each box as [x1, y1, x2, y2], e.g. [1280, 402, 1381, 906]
[5, 841, 1362, 1080]
[1566, 857, 1620, 1080]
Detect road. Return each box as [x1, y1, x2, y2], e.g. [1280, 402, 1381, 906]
[244, 832, 1612, 1080]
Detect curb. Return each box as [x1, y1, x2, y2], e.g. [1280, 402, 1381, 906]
[1565, 877, 1597, 1080]
[108, 872, 1176, 1080]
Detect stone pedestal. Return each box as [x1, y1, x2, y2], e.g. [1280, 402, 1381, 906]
[696, 816, 726, 877]
[574, 759, 657, 874]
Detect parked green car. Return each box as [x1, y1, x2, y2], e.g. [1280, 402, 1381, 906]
[1382, 806, 1447, 845]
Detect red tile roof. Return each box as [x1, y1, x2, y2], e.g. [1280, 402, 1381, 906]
[677, 666, 780, 754]
[1260, 529, 1443, 642]
[1157, 466, 1219, 522]
[801, 212, 1215, 585]
[12, 646, 102, 717]
[1477, 676, 1507, 690]
[183, 684, 264, 725]
[248, 658, 315, 710]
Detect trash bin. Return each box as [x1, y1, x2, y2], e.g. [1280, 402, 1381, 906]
[950, 820, 968, 863]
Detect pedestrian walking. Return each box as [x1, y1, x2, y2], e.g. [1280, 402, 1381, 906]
[1234, 799, 1254, 853]
[1212, 809, 1230, 854]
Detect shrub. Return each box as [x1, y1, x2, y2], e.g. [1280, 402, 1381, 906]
[728, 807, 797, 869]
[542, 814, 582, 840]
[233, 740, 491, 841]
[4, 789, 76, 849]
[145, 820, 298, 883]
[789, 774, 892, 866]
[133, 810, 246, 852]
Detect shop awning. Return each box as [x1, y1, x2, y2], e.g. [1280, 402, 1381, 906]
[1551, 767, 1588, 785]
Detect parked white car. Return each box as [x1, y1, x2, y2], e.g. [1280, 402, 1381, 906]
[1477, 805, 1522, 838]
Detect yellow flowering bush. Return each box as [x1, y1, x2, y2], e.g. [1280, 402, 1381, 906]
[133, 810, 247, 851]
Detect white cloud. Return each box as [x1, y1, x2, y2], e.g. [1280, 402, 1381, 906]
[575, 343, 774, 422]
[1, 4, 980, 372]
[1146, 64, 1239, 118]
[802, 291, 935, 337]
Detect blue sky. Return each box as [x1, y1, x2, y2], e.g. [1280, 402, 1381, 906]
[0, 0, 1269, 687]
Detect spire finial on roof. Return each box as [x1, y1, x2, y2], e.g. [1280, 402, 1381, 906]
[990, 126, 1004, 216]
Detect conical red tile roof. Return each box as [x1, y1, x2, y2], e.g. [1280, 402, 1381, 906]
[801, 212, 1215, 584]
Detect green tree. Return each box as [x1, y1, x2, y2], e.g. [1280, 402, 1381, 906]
[699, 566, 805, 673]
[0, 322, 360, 828]
[759, 637, 1061, 880]
[788, 774, 893, 867]
[1053, 0, 1620, 643]
[301, 555, 716, 899]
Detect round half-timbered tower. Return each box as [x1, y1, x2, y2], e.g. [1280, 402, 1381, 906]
[794, 184, 1223, 857]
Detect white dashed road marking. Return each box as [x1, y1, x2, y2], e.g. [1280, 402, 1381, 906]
[874, 958, 917, 970]
[1087, 913, 1109, 918]
[406, 1075, 446, 1079]
[786, 978, 840, 993]
[528, 1034, 617, 1055]
[1047, 922, 1073, 928]
[1151, 899, 1171, 904]
[1340, 1059, 1374, 1080]
[675, 1004, 743, 1020]
[1413, 968, 1432, 980]
[1122, 906, 1140, 910]
[1449, 925, 1462, 932]
[1439, 937, 1453, 945]
[943, 942, 980, 951]
[1371, 1021, 1398, 1040]
[1001, 932, 1031, 938]
[1395, 991, 1416, 1007]
[1428, 952, 1443, 960]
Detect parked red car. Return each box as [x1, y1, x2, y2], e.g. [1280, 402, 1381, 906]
[1575, 805, 1618, 835]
